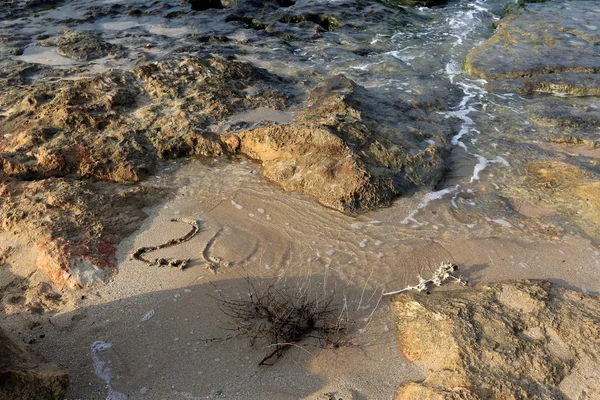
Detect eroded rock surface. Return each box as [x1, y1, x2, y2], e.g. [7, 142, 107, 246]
[0, 56, 289, 182]
[49, 31, 125, 62]
[224, 75, 455, 213]
[392, 280, 600, 400]
[0, 326, 68, 399]
[465, 0, 600, 96]
[508, 160, 600, 242]
[0, 55, 291, 286]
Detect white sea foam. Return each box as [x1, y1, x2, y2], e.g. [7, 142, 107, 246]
[91, 341, 127, 400]
[401, 188, 456, 225]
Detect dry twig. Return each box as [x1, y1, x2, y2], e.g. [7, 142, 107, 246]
[131, 218, 200, 270]
[211, 276, 347, 365]
[383, 262, 467, 296]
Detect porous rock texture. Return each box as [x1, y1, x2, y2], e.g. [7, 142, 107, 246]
[0, 55, 290, 287]
[465, 0, 600, 96]
[517, 161, 600, 241]
[392, 280, 600, 399]
[224, 75, 455, 213]
[0, 326, 69, 399]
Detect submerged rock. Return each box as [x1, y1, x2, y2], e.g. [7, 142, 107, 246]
[54, 31, 125, 62]
[465, 0, 600, 96]
[0, 327, 68, 399]
[392, 280, 600, 399]
[189, 0, 224, 11]
[380, 0, 448, 7]
[511, 160, 600, 243]
[224, 75, 455, 213]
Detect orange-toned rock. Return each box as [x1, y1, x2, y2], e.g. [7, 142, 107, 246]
[392, 280, 600, 399]
[226, 75, 454, 213]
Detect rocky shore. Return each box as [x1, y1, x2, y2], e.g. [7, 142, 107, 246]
[393, 280, 600, 399]
[0, 0, 461, 288]
[1, 0, 599, 398]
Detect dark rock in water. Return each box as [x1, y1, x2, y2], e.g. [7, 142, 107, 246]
[381, 0, 448, 7]
[392, 280, 600, 399]
[465, 0, 600, 96]
[279, 13, 341, 31]
[51, 32, 125, 62]
[276, 0, 296, 6]
[0, 327, 68, 399]
[487, 72, 600, 97]
[190, 0, 292, 11]
[1, 0, 64, 20]
[189, 0, 224, 11]
[225, 15, 267, 30]
[223, 75, 455, 213]
[530, 99, 600, 136]
[503, 0, 552, 16]
[7, 48, 24, 56]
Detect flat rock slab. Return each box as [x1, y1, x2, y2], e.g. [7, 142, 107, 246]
[466, 0, 600, 95]
[392, 280, 600, 399]
[0, 327, 68, 399]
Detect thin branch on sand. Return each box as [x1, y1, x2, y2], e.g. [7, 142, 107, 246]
[131, 218, 201, 270]
[383, 262, 468, 296]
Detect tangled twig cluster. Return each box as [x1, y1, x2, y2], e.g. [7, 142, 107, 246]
[383, 262, 468, 296]
[214, 277, 348, 365]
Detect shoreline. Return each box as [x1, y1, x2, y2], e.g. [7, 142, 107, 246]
[3, 159, 599, 398]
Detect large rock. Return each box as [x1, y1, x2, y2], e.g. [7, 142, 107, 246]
[224, 75, 455, 213]
[509, 160, 600, 242]
[392, 280, 600, 399]
[190, 0, 294, 11]
[0, 327, 68, 399]
[189, 0, 224, 11]
[465, 0, 600, 96]
[53, 32, 125, 62]
[0, 55, 291, 287]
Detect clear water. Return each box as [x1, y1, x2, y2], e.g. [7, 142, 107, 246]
[3, 0, 598, 242]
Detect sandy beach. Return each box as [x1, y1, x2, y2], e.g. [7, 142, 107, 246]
[2, 158, 599, 399]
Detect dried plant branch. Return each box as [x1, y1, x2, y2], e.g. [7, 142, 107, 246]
[211, 275, 348, 365]
[383, 262, 468, 296]
[131, 218, 200, 270]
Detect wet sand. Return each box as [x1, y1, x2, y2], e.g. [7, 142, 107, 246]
[2, 159, 599, 399]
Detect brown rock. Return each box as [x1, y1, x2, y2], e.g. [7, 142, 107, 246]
[0, 55, 291, 286]
[392, 280, 600, 400]
[465, 1, 600, 96]
[0, 177, 159, 288]
[226, 75, 454, 213]
[0, 327, 68, 399]
[507, 160, 600, 242]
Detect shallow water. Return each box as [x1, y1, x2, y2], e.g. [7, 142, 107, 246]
[2, 0, 597, 275]
[3, 0, 597, 259]
[14, 45, 80, 66]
